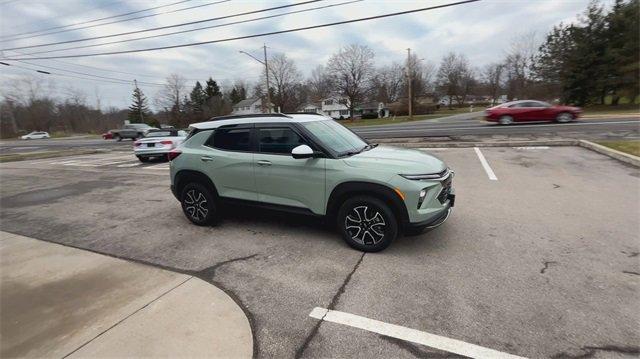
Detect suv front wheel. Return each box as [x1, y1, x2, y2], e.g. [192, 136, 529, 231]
[181, 183, 217, 225]
[337, 196, 397, 252]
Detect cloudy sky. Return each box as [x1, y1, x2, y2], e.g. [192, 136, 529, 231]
[0, 0, 612, 109]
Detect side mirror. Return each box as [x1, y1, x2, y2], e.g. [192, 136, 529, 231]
[292, 144, 314, 159]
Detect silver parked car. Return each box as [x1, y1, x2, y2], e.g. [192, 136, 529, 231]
[134, 128, 187, 162]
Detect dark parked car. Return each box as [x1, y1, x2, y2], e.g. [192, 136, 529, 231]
[111, 123, 156, 141]
[485, 100, 582, 125]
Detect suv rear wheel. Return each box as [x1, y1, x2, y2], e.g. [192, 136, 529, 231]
[337, 196, 397, 252]
[181, 183, 217, 225]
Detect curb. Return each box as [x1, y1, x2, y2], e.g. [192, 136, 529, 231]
[577, 140, 640, 167]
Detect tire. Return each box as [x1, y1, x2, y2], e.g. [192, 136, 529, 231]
[181, 182, 217, 226]
[115, 134, 122, 141]
[556, 112, 573, 123]
[337, 196, 398, 252]
[137, 155, 149, 163]
[498, 115, 514, 125]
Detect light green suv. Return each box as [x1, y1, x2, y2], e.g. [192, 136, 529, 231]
[169, 113, 455, 252]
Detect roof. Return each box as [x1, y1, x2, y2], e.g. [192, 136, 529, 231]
[232, 98, 260, 108]
[190, 113, 330, 130]
[358, 101, 382, 109]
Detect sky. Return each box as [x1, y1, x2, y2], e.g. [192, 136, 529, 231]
[0, 0, 614, 110]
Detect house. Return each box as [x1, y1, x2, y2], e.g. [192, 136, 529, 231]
[232, 98, 273, 115]
[321, 97, 351, 119]
[357, 101, 389, 118]
[298, 102, 322, 114]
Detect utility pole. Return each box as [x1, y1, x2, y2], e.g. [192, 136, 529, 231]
[240, 46, 272, 113]
[406, 48, 413, 120]
[134, 79, 144, 123]
[263, 44, 271, 113]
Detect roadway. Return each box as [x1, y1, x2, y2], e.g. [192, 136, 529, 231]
[1, 115, 638, 156]
[353, 112, 640, 140]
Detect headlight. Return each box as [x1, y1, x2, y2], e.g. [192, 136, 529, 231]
[401, 168, 450, 181]
[418, 188, 428, 209]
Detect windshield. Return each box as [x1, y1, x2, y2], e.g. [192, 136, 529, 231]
[300, 119, 368, 157]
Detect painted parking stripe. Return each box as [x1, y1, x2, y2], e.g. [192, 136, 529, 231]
[309, 308, 526, 359]
[142, 164, 170, 170]
[513, 146, 550, 150]
[117, 162, 142, 168]
[474, 147, 498, 181]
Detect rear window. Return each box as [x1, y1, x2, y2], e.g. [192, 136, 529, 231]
[209, 128, 251, 151]
[146, 131, 176, 137]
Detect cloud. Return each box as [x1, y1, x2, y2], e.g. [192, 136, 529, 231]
[0, 0, 613, 108]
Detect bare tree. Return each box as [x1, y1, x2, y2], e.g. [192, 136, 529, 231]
[327, 44, 375, 118]
[307, 65, 333, 101]
[436, 52, 471, 107]
[371, 63, 404, 103]
[483, 63, 504, 105]
[504, 31, 538, 100]
[155, 74, 186, 126]
[260, 53, 302, 112]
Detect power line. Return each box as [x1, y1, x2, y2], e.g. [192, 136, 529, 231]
[0, 0, 481, 61]
[1, 0, 194, 40]
[2, 0, 231, 43]
[22, 0, 363, 56]
[1, 61, 156, 87]
[1, 0, 323, 51]
[10, 59, 165, 86]
[5, 49, 262, 82]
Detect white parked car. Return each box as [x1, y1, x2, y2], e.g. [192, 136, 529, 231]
[21, 131, 50, 140]
[133, 128, 187, 162]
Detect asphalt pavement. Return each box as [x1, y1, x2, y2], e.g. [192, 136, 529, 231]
[1, 147, 638, 358]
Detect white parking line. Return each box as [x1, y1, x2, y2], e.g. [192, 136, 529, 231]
[142, 163, 170, 170]
[474, 147, 498, 181]
[117, 163, 142, 168]
[309, 308, 526, 359]
[513, 146, 550, 150]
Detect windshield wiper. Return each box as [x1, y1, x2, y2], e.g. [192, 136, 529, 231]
[339, 143, 377, 157]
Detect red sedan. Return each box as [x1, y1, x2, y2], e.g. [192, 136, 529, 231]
[102, 130, 114, 139]
[485, 100, 581, 125]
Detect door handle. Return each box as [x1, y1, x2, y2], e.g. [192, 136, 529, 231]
[200, 156, 214, 162]
[257, 160, 272, 166]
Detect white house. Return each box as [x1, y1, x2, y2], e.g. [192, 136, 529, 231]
[321, 97, 351, 119]
[298, 102, 322, 114]
[232, 98, 263, 115]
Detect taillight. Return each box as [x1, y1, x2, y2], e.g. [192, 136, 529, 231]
[168, 149, 181, 161]
[134, 141, 141, 147]
[160, 140, 173, 145]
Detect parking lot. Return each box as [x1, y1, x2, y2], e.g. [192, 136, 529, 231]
[1, 145, 638, 358]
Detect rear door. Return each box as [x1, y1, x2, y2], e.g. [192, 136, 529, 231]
[253, 123, 326, 214]
[200, 124, 257, 201]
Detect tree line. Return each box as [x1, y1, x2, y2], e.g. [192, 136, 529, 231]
[1, 0, 636, 137]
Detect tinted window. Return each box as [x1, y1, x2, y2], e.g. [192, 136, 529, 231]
[259, 127, 306, 154]
[211, 128, 251, 151]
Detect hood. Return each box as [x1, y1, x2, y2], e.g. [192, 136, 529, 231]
[343, 145, 446, 174]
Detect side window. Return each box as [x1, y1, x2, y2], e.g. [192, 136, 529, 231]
[209, 128, 251, 151]
[258, 127, 306, 155]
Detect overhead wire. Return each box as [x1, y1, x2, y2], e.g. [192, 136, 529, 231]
[0, 0, 481, 61]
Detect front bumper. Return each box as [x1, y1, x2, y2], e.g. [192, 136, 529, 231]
[405, 193, 455, 231]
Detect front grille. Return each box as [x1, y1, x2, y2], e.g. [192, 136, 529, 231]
[437, 176, 452, 204]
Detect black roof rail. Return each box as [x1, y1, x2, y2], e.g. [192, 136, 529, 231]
[208, 113, 292, 121]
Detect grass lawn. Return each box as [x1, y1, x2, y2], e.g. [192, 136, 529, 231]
[596, 140, 640, 157]
[583, 104, 640, 116]
[344, 107, 477, 127]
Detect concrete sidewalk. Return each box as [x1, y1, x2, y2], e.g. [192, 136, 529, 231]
[0, 231, 253, 358]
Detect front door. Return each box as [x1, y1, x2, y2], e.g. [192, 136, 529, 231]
[254, 124, 326, 214]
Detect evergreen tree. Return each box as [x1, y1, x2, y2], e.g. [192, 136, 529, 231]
[204, 77, 221, 100]
[127, 85, 153, 124]
[189, 81, 206, 115]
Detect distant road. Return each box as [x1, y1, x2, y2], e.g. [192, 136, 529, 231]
[353, 113, 640, 139]
[0, 137, 130, 154]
